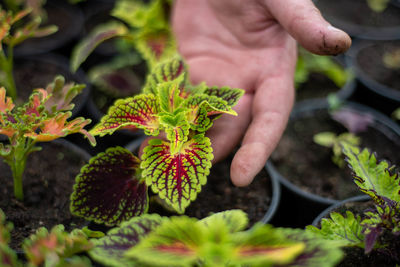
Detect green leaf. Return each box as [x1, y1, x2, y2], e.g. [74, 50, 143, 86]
[71, 147, 148, 226]
[89, 214, 164, 267]
[342, 143, 400, 203]
[278, 227, 344, 267]
[125, 216, 203, 267]
[204, 86, 245, 107]
[231, 224, 306, 266]
[141, 135, 213, 213]
[200, 210, 249, 233]
[90, 94, 160, 137]
[306, 211, 364, 248]
[313, 132, 337, 147]
[143, 57, 186, 95]
[157, 77, 185, 113]
[70, 21, 129, 72]
[367, 0, 390, 12]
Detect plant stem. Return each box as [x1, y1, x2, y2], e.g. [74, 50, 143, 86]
[11, 157, 26, 201]
[4, 45, 17, 100]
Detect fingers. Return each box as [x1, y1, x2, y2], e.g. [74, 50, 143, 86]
[265, 0, 351, 55]
[230, 59, 296, 187]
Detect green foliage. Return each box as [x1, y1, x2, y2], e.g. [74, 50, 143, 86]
[87, 210, 342, 267]
[0, 6, 57, 100]
[306, 211, 364, 247]
[313, 132, 361, 168]
[71, 57, 244, 224]
[71, 0, 175, 72]
[295, 47, 349, 89]
[0, 76, 94, 201]
[307, 143, 400, 262]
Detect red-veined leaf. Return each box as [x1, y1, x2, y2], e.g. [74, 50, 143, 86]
[141, 135, 213, 213]
[90, 94, 160, 137]
[143, 57, 186, 95]
[70, 147, 148, 226]
[0, 88, 14, 113]
[204, 86, 244, 107]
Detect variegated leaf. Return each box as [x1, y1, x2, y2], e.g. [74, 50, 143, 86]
[184, 94, 237, 132]
[200, 210, 249, 233]
[342, 143, 400, 204]
[141, 135, 213, 213]
[71, 21, 129, 72]
[89, 214, 164, 267]
[125, 216, 201, 267]
[143, 57, 186, 95]
[71, 147, 148, 226]
[157, 78, 185, 113]
[90, 94, 160, 137]
[204, 86, 245, 107]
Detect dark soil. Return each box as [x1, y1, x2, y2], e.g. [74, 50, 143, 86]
[183, 153, 272, 226]
[271, 108, 400, 200]
[315, 0, 400, 28]
[0, 141, 88, 250]
[13, 56, 87, 114]
[357, 42, 400, 90]
[296, 73, 340, 102]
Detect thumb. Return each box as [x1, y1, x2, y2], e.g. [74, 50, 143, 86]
[265, 0, 351, 55]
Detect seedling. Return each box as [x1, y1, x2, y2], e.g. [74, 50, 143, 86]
[0, 76, 95, 201]
[70, 57, 244, 225]
[313, 132, 361, 168]
[89, 210, 343, 267]
[307, 143, 400, 263]
[0, 209, 93, 267]
[383, 47, 400, 69]
[0, 7, 57, 100]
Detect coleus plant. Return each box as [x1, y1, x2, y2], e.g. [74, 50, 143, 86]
[313, 131, 361, 168]
[307, 143, 400, 263]
[0, 6, 57, 100]
[0, 76, 95, 201]
[70, 0, 175, 72]
[89, 210, 344, 267]
[70, 57, 244, 225]
[0, 208, 93, 267]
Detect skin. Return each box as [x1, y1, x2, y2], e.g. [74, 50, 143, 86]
[164, 0, 351, 186]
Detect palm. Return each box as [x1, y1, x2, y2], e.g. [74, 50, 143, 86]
[171, 0, 351, 186]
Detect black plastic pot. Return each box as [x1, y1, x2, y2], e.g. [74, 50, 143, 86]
[315, 0, 400, 40]
[346, 40, 400, 116]
[125, 138, 281, 224]
[14, 0, 84, 56]
[14, 53, 90, 118]
[266, 99, 400, 227]
[311, 195, 371, 227]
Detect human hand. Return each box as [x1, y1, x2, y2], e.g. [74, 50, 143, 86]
[170, 0, 351, 187]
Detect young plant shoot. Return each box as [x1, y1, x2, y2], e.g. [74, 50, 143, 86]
[88, 210, 343, 267]
[70, 57, 244, 226]
[313, 131, 361, 168]
[0, 76, 95, 201]
[307, 143, 400, 263]
[0, 7, 57, 100]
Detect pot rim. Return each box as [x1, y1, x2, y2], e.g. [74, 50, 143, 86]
[266, 99, 400, 205]
[311, 195, 371, 227]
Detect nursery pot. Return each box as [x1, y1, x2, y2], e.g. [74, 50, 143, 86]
[13, 53, 90, 118]
[346, 40, 400, 116]
[14, 0, 84, 56]
[295, 59, 356, 103]
[125, 139, 281, 225]
[0, 138, 91, 250]
[315, 0, 400, 40]
[311, 195, 399, 266]
[266, 99, 400, 228]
